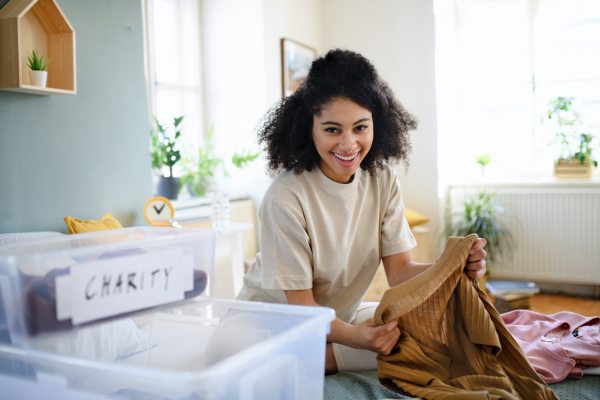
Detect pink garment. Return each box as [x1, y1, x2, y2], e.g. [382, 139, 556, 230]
[502, 310, 600, 383]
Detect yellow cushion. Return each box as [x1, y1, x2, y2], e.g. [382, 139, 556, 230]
[64, 213, 124, 234]
[405, 208, 430, 228]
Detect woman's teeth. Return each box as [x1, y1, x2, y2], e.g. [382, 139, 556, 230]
[334, 152, 358, 161]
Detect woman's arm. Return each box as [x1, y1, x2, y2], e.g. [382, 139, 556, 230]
[383, 238, 489, 287]
[285, 289, 400, 355]
[382, 251, 433, 287]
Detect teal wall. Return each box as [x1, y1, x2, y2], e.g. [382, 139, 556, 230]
[0, 0, 153, 233]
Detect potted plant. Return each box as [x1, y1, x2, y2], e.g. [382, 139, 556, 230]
[445, 186, 514, 278]
[475, 153, 493, 178]
[180, 125, 260, 197]
[26, 49, 50, 87]
[543, 97, 599, 178]
[150, 115, 184, 199]
[180, 126, 225, 197]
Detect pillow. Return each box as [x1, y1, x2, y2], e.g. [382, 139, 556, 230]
[405, 208, 430, 228]
[64, 213, 123, 234]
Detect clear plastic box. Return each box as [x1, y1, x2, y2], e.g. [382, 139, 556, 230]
[0, 299, 335, 400]
[0, 228, 216, 346]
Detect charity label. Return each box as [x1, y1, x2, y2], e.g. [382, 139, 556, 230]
[56, 248, 193, 325]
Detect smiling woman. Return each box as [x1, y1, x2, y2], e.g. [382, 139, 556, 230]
[217, 49, 489, 376]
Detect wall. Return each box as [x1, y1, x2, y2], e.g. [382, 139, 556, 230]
[0, 0, 153, 234]
[263, 0, 324, 105]
[322, 0, 440, 258]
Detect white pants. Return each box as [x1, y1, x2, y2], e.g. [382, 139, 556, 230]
[332, 302, 379, 372]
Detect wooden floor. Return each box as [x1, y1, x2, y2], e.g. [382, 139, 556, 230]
[364, 264, 600, 316]
[528, 294, 600, 316]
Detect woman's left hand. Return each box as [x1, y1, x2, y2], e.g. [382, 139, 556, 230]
[466, 238, 487, 280]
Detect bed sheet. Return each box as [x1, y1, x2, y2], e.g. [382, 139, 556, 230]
[324, 371, 600, 400]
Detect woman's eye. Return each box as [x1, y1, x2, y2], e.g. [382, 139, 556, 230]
[325, 127, 339, 133]
[355, 125, 368, 131]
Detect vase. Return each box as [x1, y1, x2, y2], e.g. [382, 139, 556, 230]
[29, 70, 48, 87]
[154, 176, 181, 200]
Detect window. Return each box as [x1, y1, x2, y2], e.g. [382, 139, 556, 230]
[143, 0, 205, 164]
[435, 0, 600, 184]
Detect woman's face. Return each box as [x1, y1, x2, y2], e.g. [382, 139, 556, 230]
[312, 98, 374, 183]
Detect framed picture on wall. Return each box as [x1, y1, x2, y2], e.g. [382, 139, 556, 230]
[281, 38, 317, 97]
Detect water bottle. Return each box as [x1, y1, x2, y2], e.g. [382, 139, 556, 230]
[211, 192, 230, 229]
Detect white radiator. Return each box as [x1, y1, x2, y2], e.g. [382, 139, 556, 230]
[446, 183, 600, 285]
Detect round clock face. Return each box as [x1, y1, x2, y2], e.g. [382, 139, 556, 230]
[144, 196, 174, 225]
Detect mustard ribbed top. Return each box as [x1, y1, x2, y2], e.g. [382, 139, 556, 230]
[374, 234, 559, 400]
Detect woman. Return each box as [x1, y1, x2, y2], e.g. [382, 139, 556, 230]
[235, 49, 487, 374]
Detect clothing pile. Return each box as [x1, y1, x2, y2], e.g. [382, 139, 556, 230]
[502, 310, 600, 383]
[374, 234, 558, 399]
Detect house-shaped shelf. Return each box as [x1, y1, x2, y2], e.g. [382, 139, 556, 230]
[0, 0, 76, 95]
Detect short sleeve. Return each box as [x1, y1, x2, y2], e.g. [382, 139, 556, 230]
[259, 198, 314, 290]
[381, 170, 417, 257]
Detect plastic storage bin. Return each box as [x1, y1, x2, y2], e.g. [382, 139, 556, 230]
[0, 227, 216, 346]
[0, 299, 335, 400]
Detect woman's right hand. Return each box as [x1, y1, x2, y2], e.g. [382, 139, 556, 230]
[352, 318, 401, 355]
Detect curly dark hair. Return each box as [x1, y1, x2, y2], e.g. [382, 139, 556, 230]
[257, 49, 418, 176]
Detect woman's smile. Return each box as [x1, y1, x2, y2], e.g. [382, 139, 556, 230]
[332, 150, 360, 167]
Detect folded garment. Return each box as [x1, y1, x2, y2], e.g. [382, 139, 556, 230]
[502, 310, 600, 383]
[374, 235, 558, 400]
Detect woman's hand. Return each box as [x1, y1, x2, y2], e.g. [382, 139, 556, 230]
[466, 238, 487, 280]
[352, 317, 400, 355]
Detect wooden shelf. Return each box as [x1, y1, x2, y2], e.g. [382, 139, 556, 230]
[1, 85, 75, 95]
[0, 0, 76, 95]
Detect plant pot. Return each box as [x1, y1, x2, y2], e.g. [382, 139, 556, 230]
[553, 158, 595, 179]
[29, 70, 48, 87]
[154, 176, 181, 200]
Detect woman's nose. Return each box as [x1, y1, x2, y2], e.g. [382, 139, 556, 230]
[339, 131, 356, 152]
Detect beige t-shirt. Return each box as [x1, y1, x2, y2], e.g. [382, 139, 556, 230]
[236, 163, 417, 323]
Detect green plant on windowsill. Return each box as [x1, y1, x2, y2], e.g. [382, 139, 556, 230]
[232, 148, 260, 168]
[180, 126, 260, 197]
[150, 115, 183, 177]
[150, 115, 185, 199]
[445, 186, 514, 272]
[475, 152, 493, 177]
[543, 96, 599, 168]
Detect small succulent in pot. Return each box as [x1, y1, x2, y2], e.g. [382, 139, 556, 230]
[26, 49, 51, 87]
